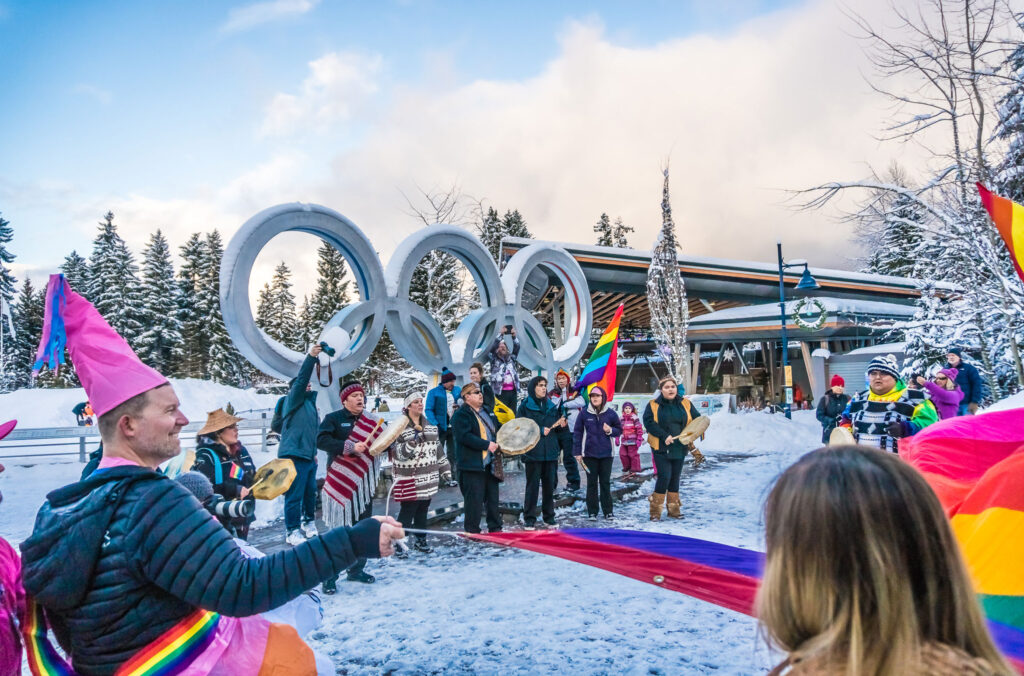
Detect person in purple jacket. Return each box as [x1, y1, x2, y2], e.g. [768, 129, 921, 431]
[572, 386, 622, 520]
[914, 368, 965, 420]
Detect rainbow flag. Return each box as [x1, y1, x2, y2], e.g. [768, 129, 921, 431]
[576, 303, 624, 401]
[903, 408, 1024, 672]
[978, 183, 1024, 282]
[227, 463, 244, 481]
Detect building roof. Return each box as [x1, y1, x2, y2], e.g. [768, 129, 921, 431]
[502, 238, 943, 330]
[685, 297, 915, 342]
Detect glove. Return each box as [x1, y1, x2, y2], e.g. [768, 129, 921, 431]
[967, 402, 979, 415]
[690, 448, 706, 467]
[886, 421, 913, 439]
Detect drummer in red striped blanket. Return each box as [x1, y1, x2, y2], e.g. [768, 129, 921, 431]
[316, 380, 388, 589]
[391, 392, 451, 557]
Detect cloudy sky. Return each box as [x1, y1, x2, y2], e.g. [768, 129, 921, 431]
[1, 0, 935, 298]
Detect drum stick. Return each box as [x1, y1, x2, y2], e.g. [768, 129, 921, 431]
[576, 456, 590, 474]
[402, 528, 463, 538]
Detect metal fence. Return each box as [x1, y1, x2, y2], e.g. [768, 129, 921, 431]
[0, 407, 408, 463]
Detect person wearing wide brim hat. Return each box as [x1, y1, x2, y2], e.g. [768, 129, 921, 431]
[20, 274, 403, 676]
[193, 408, 257, 539]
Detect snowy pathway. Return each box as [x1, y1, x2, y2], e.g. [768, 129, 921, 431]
[310, 411, 822, 675]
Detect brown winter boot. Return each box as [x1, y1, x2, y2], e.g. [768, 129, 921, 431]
[666, 492, 683, 519]
[649, 492, 666, 521]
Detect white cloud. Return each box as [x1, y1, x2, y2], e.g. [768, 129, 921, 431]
[260, 51, 383, 136]
[221, 0, 320, 34]
[294, 1, 935, 271]
[13, 0, 946, 305]
[72, 83, 112, 105]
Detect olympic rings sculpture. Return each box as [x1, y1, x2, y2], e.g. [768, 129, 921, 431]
[221, 203, 593, 410]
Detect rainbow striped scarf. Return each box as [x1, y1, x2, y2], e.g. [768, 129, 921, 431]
[23, 597, 220, 676]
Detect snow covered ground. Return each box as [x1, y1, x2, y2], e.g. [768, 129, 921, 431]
[0, 381, 826, 674]
[308, 409, 822, 675]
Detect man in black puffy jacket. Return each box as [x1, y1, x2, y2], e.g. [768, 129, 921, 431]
[21, 383, 403, 675]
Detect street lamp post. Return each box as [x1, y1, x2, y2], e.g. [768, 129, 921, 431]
[776, 242, 819, 420]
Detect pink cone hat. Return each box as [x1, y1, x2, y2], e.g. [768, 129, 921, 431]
[33, 274, 168, 417]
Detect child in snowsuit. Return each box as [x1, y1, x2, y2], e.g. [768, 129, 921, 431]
[617, 402, 644, 477]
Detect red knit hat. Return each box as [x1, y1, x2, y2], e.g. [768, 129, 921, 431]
[830, 374, 845, 387]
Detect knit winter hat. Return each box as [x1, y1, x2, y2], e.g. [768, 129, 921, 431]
[947, 347, 964, 357]
[830, 374, 845, 387]
[33, 274, 169, 417]
[621, 402, 635, 413]
[440, 367, 457, 384]
[403, 392, 424, 408]
[340, 381, 364, 403]
[865, 354, 901, 380]
[177, 471, 214, 504]
[555, 369, 571, 383]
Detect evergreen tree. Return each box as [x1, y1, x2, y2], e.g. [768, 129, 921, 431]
[996, 18, 1024, 202]
[258, 262, 301, 350]
[177, 233, 207, 378]
[476, 207, 505, 264]
[612, 217, 634, 248]
[9, 278, 39, 390]
[86, 212, 143, 348]
[136, 230, 184, 374]
[0, 214, 16, 392]
[307, 242, 351, 337]
[502, 209, 532, 241]
[861, 190, 928, 278]
[297, 295, 314, 349]
[476, 207, 533, 266]
[60, 251, 89, 293]
[594, 213, 613, 246]
[646, 167, 692, 389]
[201, 231, 248, 385]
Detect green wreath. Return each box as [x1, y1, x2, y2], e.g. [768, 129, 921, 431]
[792, 298, 827, 331]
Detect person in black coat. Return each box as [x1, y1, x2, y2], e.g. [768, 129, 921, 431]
[642, 376, 701, 521]
[945, 347, 983, 415]
[20, 382, 404, 676]
[452, 382, 503, 534]
[816, 375, 851, 444]
[193, 408, 256, 539]
[517, 375, 566, 529]
[572, 386, 622, 520]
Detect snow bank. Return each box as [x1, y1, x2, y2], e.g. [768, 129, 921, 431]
[699, 409, 821, 456]
[0, 379, 280, 429]
[983, 390, 1024, 413]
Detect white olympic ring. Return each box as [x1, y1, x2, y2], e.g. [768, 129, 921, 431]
[221, 203, 593, 410]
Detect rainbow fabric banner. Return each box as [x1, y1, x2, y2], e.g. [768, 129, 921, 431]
[227, 463, 244, 481]
[575, 303, 624, 401]
[902, 408, 1024, 672]
[978, 183, 1024, 282]
[467, 521, 1024, 670]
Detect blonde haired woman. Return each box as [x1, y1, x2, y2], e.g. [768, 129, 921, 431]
[757, 446, 1014, 675]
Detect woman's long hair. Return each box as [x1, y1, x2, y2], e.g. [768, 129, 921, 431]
[756, 445, 1013, 675]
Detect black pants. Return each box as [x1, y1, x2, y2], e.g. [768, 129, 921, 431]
[653, 454, 685, 493]
[460, 470, 502, 533]
[348, 502, 373, 577]
[397, 499, 430, 545]
[560, 434, 581, 489]
[497, 389, 518, 413]
[439, 428, 458, 476]
[523, 460, 557, 524]
[583, 456, 613, 517]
